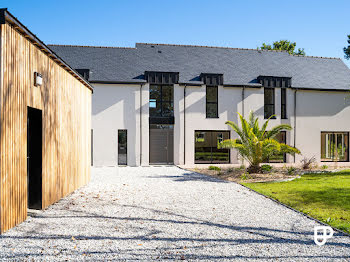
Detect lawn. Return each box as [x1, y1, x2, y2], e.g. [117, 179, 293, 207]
[243, 170, 350, 234]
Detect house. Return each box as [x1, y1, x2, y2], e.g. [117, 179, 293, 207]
[49, 42, 350, 167]
[0, 9, 93, 233]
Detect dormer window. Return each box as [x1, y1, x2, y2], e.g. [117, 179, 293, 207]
[75, 69, 90, 80]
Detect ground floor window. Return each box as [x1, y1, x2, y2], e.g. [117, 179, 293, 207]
[195, 131, 230, 164]
[321, 132, 349, 162]
[118, 130, 127, 165]
[267, 131, 286, 163]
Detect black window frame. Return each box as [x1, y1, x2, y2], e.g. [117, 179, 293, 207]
[321, 131, 349, 162]
[118, 129, 128, 165]
[194, 130, 230, 164]
[149, 84, 174, 118]
[206, 85, 218, 118]
[264, 87, 275, 119]
[281, 88, 287, 119]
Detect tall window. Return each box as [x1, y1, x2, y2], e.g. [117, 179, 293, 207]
[195, 131, 230, 163]
[281, 88, 287, 119]
[206, 86, 218, 118]
[264, 88, 275, 119]
[118, 130, 127, 165]
[321, 132, 349, 162]
[149, 85, 174, 117]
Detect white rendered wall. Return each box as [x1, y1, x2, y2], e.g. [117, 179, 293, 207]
[92, 83, 149, 167]
[91, 82, 350, 167]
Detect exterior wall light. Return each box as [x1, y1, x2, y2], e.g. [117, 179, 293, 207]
[34, 72, 42, 86]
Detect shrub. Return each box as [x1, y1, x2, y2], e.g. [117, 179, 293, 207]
[287, 166, 296, 175]
[239, 164, 246, 170]
[240, 173, 252, 180]
[218, 111, 300, 173]
[321, 165, 328, 170]
[227, 167, 234, 172]
[209, 166, 221, 171]
[300, 156, 316, 170]
[261, 164, 273, 172]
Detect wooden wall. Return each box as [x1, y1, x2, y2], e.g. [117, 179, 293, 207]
[0, 22, 92, 233]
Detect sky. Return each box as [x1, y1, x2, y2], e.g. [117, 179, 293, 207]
[2, 0, 350, 66]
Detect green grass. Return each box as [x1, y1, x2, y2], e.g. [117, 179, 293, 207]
[243, 170, 350, 233]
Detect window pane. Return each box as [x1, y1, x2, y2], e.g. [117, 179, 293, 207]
[149, 101, 161, 116]
[118, 130, 127, 165]
[264, 88, 274, 104]
[162, 102, 173, 117]
[211, 147, 230, 163]
[149, 99, 157, 108]
[264, 105, 274, 119]
[281, 88, 287, 119]
[150, 85, 161, 100]
[268, 131, 286, 163]
[207, 86, 217, 102]
[195, 131, 212, 163]
[162, 85, 173, 101]
[195, 131, 230, 164]
[321, 132, 348, 161]
[206, 103, 218, 118]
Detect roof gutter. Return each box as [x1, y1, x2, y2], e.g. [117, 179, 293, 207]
[0, 8, 93, 92]
[90, 80, 147, 85]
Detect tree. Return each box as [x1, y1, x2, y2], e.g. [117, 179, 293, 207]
[344, 35, 350, 60]
[260, 40, 305, 55]
[218, 111, 300, 173]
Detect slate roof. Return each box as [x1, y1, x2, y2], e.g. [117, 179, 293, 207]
[48, 43, 350, 90]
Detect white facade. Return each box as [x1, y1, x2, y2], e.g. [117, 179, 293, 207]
[91, 83, 350, 167]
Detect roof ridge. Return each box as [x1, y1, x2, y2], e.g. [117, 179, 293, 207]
[136, 42, 289, 53]
[291, 54, 340, 60]
[47, 44, 136, 49]
[137, 43, 341, 60]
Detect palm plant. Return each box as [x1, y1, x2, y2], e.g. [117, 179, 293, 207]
[219, 111, 300, 173]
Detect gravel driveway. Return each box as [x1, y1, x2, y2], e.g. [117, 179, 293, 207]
[0, 166, 349, 261]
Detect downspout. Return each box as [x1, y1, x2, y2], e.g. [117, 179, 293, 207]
[294, 89, 297, 163]
[241, 86, 245, 165]
[184, 84, 186, 165]
[242, 86, 245, 117]
[140, 83, 143, 166]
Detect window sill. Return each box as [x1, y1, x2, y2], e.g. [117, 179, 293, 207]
[264, 117, 276, 120]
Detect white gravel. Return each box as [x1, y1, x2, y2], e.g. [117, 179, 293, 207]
[0, 166, 350, 261]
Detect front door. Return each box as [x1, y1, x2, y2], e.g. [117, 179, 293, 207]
[149, 125, 173, 164]
[27, 107, 42, 209]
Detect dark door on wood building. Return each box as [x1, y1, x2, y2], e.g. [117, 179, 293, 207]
[27, 107, 42, 209]
[149, 125, 174, 164]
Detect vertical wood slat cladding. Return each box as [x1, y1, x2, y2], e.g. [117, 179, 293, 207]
[0, 23, 92, 233]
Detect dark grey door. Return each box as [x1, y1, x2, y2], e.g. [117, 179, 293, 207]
[149, 127, 173, 164]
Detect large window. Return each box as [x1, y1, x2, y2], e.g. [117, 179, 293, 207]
[149, 85, 173, 117]
[321, 132, 349, 162]
[195, 131, 230, 163]
[264, 88, 275, 119]
[206, 86, 218, 118]
[281, 88, 287, 119]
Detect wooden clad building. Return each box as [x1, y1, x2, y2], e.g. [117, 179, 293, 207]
[0, 9, 93, 233]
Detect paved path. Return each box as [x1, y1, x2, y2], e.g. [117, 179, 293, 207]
[0, 166, 349, 261]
